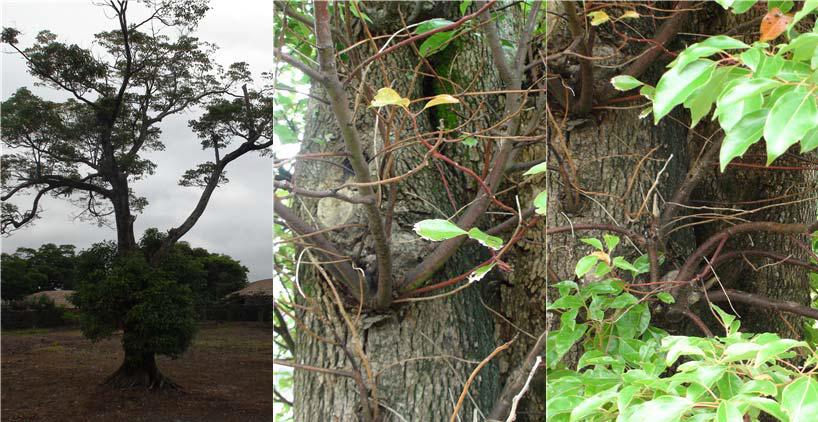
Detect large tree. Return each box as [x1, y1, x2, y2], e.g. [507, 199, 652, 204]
[1, 0, 271, 389]
[274, 1, 818, 421]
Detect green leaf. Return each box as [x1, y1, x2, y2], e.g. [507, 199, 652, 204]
[717, 93, 764, 132]
[800, 128, 818, 153]
[461, 136, 477, 147]
[580, 238, 604, 251]
[467, 227, 503, 250]
[611, 75, 644, 91]
[523, 161, 548, 175]
[738, 380, 779, 397]
[716, 400, 743, 422]
[719, 108, 769, 171]
[734, 396, 787, 421]
[684, 66, 737, 127]
[468, 263, 495, 283]
[413, 219, 467, 241]
[715, 0, 735, 9]
[419, 31, 454, 57]
[459, 0, 472, 15]
[414, 18, 454, 34]
[712, 304, 739, 335]
[612, 256, 639, 273]
[570, 386, 619, 422]
[619, 396, 694, 422]
[533, 190, 547, 215]
[609, 293, 638, 308]
[670, 36, 749, 69]
[754, 339, 806, 367]
[731, 0, 758, 13]
[615, 303, 650, 339]
[740, 47, 763, 71]
[768, 0, 794, 13]
[716, 78, 780, 109]
[575, 255, 599, 277]
[764, 88, 818, 165]
[662, 336, 706, 365]
[781, 377, 818, 422]
[603, 234, 620, 251]
[548, 295, 584, 310]
[787, 0, 818, 32]
[657, 292, 675, 304]
[640, 85, 655, 100]
[274, 124, 299, 144]
[654, 59, 716, 123]
[724, 342, 763, 362]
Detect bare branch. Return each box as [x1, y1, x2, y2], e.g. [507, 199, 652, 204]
[487, 330, 546, 421]
[274, 197, 366, 302]
[705, 289, 818, 320]
[314, 0, 393, 309]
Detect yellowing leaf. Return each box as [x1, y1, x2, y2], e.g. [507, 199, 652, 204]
[587, 11, 610, 26]
[590, 250, 611, 265]
[370, 87, 410, 109]
[620, 10, 640, 19]
[423, 94, 460, 110]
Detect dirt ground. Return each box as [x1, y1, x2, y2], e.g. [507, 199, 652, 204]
[1, 322, 272, 421]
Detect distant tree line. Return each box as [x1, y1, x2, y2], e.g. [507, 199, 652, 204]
[1, 228, 249, 304]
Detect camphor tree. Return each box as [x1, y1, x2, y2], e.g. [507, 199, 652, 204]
[1, 0, 272, 389]
[274, 0, 818, 421]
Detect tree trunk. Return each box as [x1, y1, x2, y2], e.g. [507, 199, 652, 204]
[500, 3, 816, 418]
[105, 336, 177, 390]
[290, 2, 511, 419]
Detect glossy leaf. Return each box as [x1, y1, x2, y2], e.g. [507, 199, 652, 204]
[781, 377, 818, 421]
[716, 400, 743, 422]
[611, 75, 644, 91]
[719, 108, 769, 171]
[533, 190, 547, 215]
[523, 161, 548, 176]
[619, 396, 694, 421]
[468, 263, 495, 283]
[467, 227, 503, 250]
[654, 59, 716, 123]
[418, 31, 454, 57]
[764, 88, 818, 165]
[575, 255, 599, 277]
[413, 219, 467, 241]
[786, 0, 818, 31]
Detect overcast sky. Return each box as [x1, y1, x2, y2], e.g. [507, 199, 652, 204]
[2, 0, 273, 281]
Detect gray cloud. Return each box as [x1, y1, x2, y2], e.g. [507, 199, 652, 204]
[2, 0, 272, 282]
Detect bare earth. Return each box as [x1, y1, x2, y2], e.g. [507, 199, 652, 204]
[1, 322, 272, 421]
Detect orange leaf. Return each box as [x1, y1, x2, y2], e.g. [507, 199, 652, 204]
[759, 8, 792, 42]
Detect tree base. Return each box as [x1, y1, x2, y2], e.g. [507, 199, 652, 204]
[103, 355, 179, 390]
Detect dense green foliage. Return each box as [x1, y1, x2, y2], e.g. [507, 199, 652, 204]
[71, 252, 196, 359]
[546, 236, 818, 422]
[0, 243, 76, 299]
[614, 0, 818, 170]
[1, 231, 247, 305]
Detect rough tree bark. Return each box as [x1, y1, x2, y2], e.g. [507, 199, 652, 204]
[283, 1, 815, 420]
[289, 2, 519, 420]
[502, 2, 816, 418]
